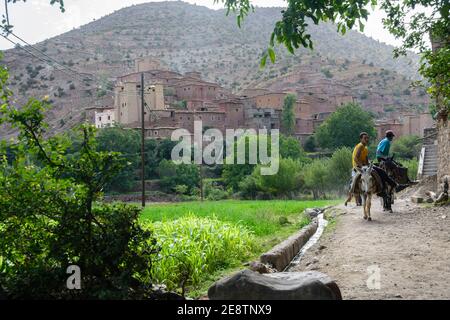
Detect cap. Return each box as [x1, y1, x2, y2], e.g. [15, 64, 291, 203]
[386, 130, 395, 137]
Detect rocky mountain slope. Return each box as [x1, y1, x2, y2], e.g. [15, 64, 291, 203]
[1, 1, 429, 136]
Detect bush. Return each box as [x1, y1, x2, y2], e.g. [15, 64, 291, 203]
[254, 158, 303, 197]
[238, 174, 259, 199]
[204, 181, 229, 200]
[328, 147, 353, 193]
[398, 158, 418, 181]
[144, 216, 255, 294]
[303, 158, 331, 199]
[304, 135, 316, 152]
[0, 99, 159, 299]
[391, 135, 421, 159]
[158, 159, 200, 193]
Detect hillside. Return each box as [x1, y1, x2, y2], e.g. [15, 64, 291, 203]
[1, 1, 430, 136]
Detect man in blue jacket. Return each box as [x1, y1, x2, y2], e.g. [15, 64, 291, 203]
[376, 130, 395, 162]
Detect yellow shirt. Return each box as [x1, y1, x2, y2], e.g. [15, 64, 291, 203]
[352, 143, 369, 168]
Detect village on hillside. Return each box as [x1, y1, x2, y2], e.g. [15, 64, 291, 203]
[89, 57, 434, 143]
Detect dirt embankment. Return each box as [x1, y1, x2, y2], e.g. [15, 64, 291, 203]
[290, 197, 450, 300]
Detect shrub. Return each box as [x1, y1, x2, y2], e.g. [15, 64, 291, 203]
[0, 100, 159, 299]
[254, 158, 303, 197]
[203, 180, 229, 200]
[158, 159, 200, 193]
[0, 59, 161, 298]
[144, 216, 255, 294]
[398, 158, 418, 181]
[391, 135, 421, 159]
[303, 158, 331, 199]
[328, 147, 353, 193]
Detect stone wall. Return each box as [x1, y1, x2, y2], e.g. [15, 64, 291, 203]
[437, 119, 450, 185]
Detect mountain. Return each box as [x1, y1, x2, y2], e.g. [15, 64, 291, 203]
[1, 1, 429, 136]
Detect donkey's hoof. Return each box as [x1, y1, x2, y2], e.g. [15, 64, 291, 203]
[368, 217, 372, 221]
[363, 216, 367, 220]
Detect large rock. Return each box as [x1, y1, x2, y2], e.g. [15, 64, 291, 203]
[260, 221, 318, 271]
[208, 269, 342, 300]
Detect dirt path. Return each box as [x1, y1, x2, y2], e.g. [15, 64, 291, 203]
[291, 197, 450, 299]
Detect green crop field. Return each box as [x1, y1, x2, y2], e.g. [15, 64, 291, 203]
[140, 199, 340, 297]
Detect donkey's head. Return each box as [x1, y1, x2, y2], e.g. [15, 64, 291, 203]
[360, 163, 375, 194]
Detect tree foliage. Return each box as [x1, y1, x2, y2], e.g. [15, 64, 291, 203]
[391, 134, 421, 159]
[303, 158, 330, 199]
[254, 158, 303, 197]
[0, 64, 159, 299]
[281, 93, 296, 136]
[314, 103, 377, 150]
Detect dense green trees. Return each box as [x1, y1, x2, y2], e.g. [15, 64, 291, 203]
[314, 103, 377, 150]
[96, 126, 140, 192]
[254, 158, 303, 197]
[391, 135, 421, 160]
[157, 159, 200, 194]
[0, 102, 159, 298]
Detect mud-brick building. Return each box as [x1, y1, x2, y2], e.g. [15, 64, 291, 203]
[374, 113, 435, 140]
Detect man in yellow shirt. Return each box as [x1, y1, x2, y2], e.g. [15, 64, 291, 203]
[345, 132, 369, 206]
[352, 132, 370, 168]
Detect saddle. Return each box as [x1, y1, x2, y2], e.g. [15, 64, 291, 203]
[350, 170, 384, 195]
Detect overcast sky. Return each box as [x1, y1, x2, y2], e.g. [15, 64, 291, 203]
[0, 0, 402, 50]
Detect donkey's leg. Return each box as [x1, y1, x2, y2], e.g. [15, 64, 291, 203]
[367, 194, 372, 221]
[362, 193, 368, 220]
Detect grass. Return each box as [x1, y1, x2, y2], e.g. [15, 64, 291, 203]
[140, 199, 340, 297]
[141, 199, 339, 236]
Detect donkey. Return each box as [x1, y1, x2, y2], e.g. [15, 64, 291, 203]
[359, 164, 383, 221]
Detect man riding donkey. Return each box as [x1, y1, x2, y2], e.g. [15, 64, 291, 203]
[345, 132, 407, 211]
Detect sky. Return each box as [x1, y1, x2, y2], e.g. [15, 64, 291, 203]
[0, 0, 402, 50]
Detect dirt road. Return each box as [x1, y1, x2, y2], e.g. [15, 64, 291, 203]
[291, 198, 450, 299]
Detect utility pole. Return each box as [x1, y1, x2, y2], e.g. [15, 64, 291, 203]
[141, 72, 145, 207]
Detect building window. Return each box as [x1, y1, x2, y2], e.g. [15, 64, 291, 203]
[98, 117, 102, 121]
[108, 116, 110, 120]
[154, 131, 158, 135]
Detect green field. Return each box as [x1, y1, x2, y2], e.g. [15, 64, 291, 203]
[140, 199, 340, 297]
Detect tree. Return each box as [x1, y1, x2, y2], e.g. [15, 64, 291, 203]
[96, 126, 140, 192]
[328, 147, 353, 193]
[304, 135, 317, 152]
[281, 93, 296, 136]
[279, 134, 309, 162]
[391, 135, 422, 159]
[303, 159, 331, 199]
[254, 158, 303, 197]
[314, 103, 377, 150]
[157, 159, 200, 193]
[0, 108, 159, 299]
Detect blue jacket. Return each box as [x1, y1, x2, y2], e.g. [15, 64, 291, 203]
[376, 137, 391, 158]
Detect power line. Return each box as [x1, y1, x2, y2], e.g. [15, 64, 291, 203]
[1, 34, 161, 100]
[6, 30, 91, 82]
[1, 33, 90, 85]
